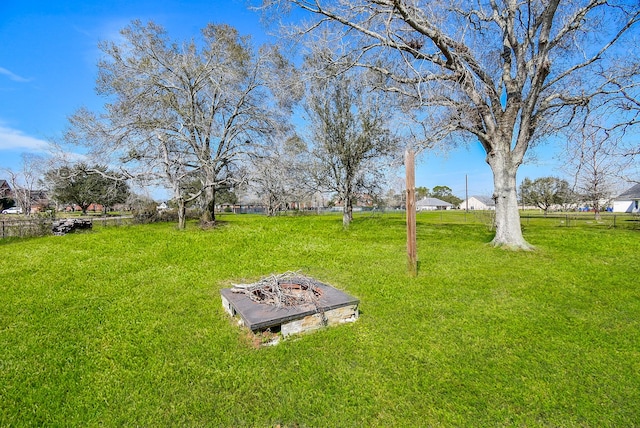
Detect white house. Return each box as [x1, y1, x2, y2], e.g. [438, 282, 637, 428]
[416, 197, 454, 211]
[458, 195, 495, 210]
[612, 183, 640, 213]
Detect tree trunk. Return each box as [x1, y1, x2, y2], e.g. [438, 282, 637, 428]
[487, 151, 533, 250]
[177, 198, 186, 230]
[267, 194, 281, 216]
[202, 186, 216, 223]
[343, 197, 353, 229]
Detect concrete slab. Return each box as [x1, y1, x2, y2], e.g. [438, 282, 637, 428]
[220, 281, 359, 332]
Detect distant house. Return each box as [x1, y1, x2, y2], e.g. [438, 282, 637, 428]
[612, 183, 640, 213]
[64, 203, 105, 213]
[29, 190, 50, 213]
[332, 194, 375, 209]
[0, 180, 11, 198]
[458, 196, 495, 210]
[0, 184, 48, 213]
[416, 197, 454, 211]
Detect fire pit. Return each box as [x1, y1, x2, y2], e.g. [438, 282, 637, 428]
[221, 272, 359, 340]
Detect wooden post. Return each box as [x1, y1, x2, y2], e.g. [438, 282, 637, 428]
[405, 149, 417, 276]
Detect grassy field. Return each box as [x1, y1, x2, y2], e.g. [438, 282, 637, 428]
[1, 212, 639, 426]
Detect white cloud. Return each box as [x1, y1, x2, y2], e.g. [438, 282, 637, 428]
[0, 125, 50, 151]
[0, 66, 31, 83]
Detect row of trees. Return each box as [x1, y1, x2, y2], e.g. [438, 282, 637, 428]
[1, 158, 131, 216]
[10, 1, 636, 246]
[64, 21, 399, 229]
[519, 175, 622, 217]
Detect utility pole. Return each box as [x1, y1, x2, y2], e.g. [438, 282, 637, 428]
[465, 174, 469, 212]
[405, 149, 417, 276]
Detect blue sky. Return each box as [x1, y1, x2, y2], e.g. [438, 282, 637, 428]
[0, 0, 563, 199]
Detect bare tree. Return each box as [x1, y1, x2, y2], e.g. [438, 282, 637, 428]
[260, 0, 640, 248]
[249, 135, 312, 216]
[554, 55, 639, 189]
[583, 61, 640, 183]
[563, 125, 623, 219]
[305, 67, 399, 228]
[66, 21, 291, 226]
[1, 154, 46, 216]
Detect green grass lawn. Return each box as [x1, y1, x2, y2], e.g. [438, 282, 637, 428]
[1, 212, 639, 426]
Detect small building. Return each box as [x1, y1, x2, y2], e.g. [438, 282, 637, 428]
[458, 195, 496, 210]
[612, 183, 640, 213]
[416, 197, 454, 211]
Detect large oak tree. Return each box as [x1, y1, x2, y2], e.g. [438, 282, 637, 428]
[46, 163, 129, 215]
[519, 176, 572, 215]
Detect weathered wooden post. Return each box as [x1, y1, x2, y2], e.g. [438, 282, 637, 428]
[405, 149, 417, 276]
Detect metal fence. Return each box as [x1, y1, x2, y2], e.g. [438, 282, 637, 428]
[520, 213, 640, 229]
[2, 211, 638, 239]
[403, 209, 640, 230]
[91, 216, 133, 228]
